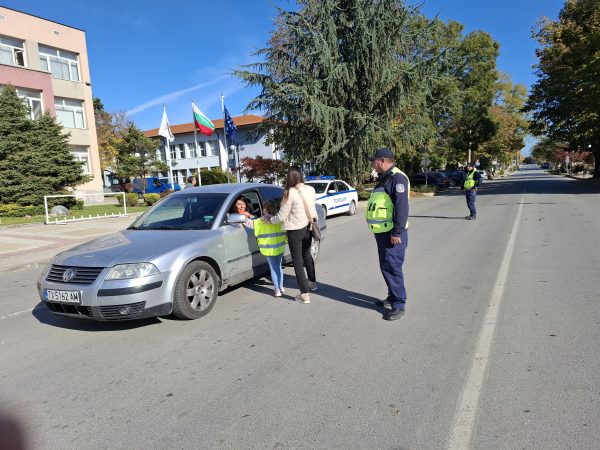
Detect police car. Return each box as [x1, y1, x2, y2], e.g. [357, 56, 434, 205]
[305, 176, 359, 218]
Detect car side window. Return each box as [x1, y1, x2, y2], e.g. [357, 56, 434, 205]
[327, 182, 337, 193]
[335, 181, 348, 192]
[225, 190, 262, 222]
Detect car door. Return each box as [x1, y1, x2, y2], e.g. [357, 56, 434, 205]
[333, 181, 351, 213]
[221, 190, 265, 280]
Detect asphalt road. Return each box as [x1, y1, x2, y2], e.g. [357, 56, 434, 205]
[1, 166, 599, 450]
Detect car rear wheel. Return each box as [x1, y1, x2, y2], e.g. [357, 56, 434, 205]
[310, 238, 320, 262]
[172, 261, 219, 320]
[347, 200, 356, 216]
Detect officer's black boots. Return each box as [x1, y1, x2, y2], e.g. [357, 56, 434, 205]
[384, 309, 405, 321]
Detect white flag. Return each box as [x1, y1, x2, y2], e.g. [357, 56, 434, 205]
[158, 105, 174, 142]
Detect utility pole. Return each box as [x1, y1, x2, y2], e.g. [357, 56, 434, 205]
[467, 128, 472, 163]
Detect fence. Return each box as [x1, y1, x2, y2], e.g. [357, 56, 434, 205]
[44, 192, 128, 225]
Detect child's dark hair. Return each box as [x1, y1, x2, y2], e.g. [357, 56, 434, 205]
[263, 199, 280, 216]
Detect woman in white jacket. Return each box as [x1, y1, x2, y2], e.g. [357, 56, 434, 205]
[264, 166, 317, 304]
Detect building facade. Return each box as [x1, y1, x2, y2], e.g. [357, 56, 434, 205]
[145, 114, 282, 184]
[0, 6, 103, 194]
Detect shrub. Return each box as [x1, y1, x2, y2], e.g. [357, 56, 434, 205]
[160, 189, 174, 199]
[355, 184, 373, 201]
[571, 163, 586, 174]
[143, 193, 160, 206]
[117, 193, 140, 207]
[411, 184, 437, 193]
[0, 204, 46, 217]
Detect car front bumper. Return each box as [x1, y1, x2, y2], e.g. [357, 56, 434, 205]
[37, 266, 179, 321]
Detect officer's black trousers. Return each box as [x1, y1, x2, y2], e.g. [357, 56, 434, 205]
[287, 225, 316, 294]
[375, 230, 408, 309]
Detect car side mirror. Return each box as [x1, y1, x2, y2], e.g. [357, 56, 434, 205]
[328, 189, 336, 194]
[227, 213, 248, 224]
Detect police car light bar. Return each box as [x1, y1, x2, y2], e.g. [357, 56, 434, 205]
[306, 175, 335, 180]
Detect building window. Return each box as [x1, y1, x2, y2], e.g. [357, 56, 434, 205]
[206, 140, 218, 156]
[13, 88, 43, 119]
[38, 44, 80, 82]
[178, 144, 185, 159]
[71, 146, 91, 174]
[169, 144, 177, 160]
[188, 143, 197, 159]
[55, 97, 86, 129]
[157, 145, 167, 162]
[0, 35, 26, 67]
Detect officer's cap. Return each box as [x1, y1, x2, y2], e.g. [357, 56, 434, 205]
[368, 148, 395, 161]
[466, 162, 474, 167]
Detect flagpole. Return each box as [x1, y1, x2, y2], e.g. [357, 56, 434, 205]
[161, 104, 175, 189]
[221, 95, 231, 184]
[192, 100, 202, 186]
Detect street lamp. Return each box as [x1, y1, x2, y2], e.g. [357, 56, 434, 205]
[135, 151, 149, 194]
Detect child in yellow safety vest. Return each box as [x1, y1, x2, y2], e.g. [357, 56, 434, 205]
[253, 199, 287, 297]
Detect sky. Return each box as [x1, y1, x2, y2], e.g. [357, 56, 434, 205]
[4, 0, 566, 153]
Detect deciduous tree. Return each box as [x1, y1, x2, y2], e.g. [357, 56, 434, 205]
[525, 0, 600, 177]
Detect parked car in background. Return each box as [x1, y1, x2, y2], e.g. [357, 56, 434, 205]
[37, 183, 327, 322]
[439, 170, 466, 187]
[410, 173, 448, 189]
[132, 177, 181, 195]
[541, 162, 551, 169]
[305, 176, 358, 218]
[430, 171, 452, 188]
[477, 170, 488, 180]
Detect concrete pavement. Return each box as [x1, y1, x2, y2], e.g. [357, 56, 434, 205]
[0, 215, 140, 272]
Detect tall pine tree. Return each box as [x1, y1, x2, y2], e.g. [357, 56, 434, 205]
[0, 86, 89, 205]
[236, 0, 445, 182]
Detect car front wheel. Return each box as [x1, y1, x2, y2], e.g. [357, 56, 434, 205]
[172, 261, 219, 319]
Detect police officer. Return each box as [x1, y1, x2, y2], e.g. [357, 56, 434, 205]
[366, 148, 410, 321]
[463, 162, 481, 220]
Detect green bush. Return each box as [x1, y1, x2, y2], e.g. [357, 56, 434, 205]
[143, 193, 160, 206]
[355, 184, 373, 201]
[411, 184, 437, 193]
[0, 204, 45, 217]
[117, 193, 140, 207]
[199, 168, 232, 185]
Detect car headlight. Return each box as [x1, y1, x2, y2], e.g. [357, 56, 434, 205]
[105, 263, 159, 280]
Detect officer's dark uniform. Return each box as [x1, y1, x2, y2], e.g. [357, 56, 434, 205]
[367, 155, 410, 320]
[463, 165, 482, 220]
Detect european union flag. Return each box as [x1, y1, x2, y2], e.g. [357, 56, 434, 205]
[224, 105, 237, 141]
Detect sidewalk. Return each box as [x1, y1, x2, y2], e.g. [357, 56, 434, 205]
[0, 214, 140, 272]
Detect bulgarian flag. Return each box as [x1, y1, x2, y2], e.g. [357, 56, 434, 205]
[192, 101, 215, 136]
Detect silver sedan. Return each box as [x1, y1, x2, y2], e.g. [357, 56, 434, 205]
[37, 184, 326, 321]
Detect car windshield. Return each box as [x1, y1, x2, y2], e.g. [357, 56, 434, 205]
[307, 182, 329, 194]
[129, 193, 227, 230]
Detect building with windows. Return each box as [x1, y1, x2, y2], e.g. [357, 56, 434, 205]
[144, 114, 283, 184]
[0, 6, 103, 195]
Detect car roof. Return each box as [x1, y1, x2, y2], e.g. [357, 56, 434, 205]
[172, 183, 280, 195]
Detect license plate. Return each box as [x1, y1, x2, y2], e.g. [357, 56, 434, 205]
[44, 289, 81, 304]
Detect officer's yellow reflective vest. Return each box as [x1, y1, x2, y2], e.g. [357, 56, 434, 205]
[253, 219, 287, 256]
[366, 167, 410, 233]
[464, 170, 477, 190]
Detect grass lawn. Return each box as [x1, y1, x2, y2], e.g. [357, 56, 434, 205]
[0, 204, 149, 226]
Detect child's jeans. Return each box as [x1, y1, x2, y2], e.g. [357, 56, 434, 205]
[266, 254, 284, 289]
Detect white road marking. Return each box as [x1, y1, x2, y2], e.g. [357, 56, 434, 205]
[448, 199, 525, 450]
[0, 307, 35, 320]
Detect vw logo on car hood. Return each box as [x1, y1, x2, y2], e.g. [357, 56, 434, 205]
[62, 268, 76, 282]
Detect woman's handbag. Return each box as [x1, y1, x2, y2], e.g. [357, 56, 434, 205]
[296, 188, 321, 242]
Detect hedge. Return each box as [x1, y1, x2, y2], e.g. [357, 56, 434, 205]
[143, 193, 160, 206]
[116, 193, 140, 207]
[0, 204, 46, 217]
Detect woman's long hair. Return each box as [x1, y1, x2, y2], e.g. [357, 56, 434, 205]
[283, 166, 304, 202]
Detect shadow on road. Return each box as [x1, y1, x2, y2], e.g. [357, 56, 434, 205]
[239, 274, 386, 314]
[31, 302, 161, 331]
[409, 215, 465, 220]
